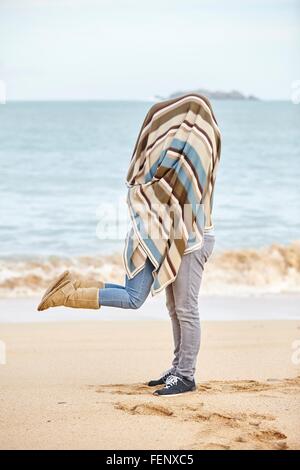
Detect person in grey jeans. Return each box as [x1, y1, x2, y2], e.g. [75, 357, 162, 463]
[162, 229, 215, 389]
[99, 228, 215, 396]
[38, 227, 215, 396]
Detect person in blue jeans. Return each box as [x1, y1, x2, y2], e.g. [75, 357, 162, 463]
[38, 229, 215, 396]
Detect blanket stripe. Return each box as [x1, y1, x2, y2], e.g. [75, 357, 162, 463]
[123, 94, 221, 295]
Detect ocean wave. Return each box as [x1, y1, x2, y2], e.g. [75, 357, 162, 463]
[202, 240, 300, 295]
[0, 241, 300, 297]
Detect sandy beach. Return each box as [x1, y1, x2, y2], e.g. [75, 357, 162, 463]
[0, 303, 299, 450]
[1, 0, 299, 453]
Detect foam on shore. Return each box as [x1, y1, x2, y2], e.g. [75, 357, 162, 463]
[0, 241, 299, 297]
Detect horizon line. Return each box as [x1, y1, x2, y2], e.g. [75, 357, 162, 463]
[1, 97, 293, 104]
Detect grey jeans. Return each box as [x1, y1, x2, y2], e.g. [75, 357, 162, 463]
[165, 231, 215, 381]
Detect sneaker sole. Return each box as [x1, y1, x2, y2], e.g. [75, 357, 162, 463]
[147, 383, 165, 387]
[153, 387, 197, 397]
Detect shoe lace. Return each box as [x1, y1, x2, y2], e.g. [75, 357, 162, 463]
[165, 375, 180, 388]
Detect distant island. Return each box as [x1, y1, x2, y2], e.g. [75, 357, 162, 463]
[155, 89, 259, 101]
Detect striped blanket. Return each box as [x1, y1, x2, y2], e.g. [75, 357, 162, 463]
[123, 93, 221, 295]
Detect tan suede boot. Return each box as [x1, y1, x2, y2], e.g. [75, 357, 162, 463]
[40, 272, 104, 303]
[40, 270, 72, 302]
[37, 281, 100, 311]
[73, 275, 105, 289]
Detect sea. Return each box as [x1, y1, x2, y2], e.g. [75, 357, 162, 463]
[0, 100, 299, 298]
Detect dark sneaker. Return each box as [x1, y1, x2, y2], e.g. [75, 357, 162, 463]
[147, 370, 174, 387]
[153, 375, 196, 396]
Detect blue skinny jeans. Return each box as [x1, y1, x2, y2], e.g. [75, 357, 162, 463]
[99, 258, 154, 309]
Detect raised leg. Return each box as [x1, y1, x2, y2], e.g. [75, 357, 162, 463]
[99, 259, 154, 309]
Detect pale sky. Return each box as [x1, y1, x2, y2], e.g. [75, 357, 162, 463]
[0, 0, 299, 100]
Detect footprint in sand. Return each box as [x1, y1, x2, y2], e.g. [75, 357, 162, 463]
[249, 412, 275, 421]
[189, 411, 246, 428]
[112, 397, 286, 450]
[92, 378, 297, 450]
[115, 402, 174, 417]
[251, 430, 287, 442]
[190, 414, 287, 450]
[197, 376, 300, 395]
[96, 383, 150, 395]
